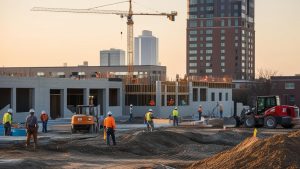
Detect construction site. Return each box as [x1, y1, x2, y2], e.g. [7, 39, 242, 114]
[1, 0, 300, 168]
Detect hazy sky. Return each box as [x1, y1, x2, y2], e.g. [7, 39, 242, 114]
[1, 0, 300, 78]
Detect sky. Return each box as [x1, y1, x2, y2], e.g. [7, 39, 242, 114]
[1, 0, 300, 78]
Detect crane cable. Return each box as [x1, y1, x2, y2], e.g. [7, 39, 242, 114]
[88, 0, 129, 10]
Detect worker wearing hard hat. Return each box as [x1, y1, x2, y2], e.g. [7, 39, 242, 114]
[198, 105, 203, 121]
[129, 104, 133, 122]
[25, 109, 38, 149]
[144, 109, 154, 132]
[172, 107, 180, 127]
[3, 108, 13, 136]
[104, 111, 116, 146]
[40, 110, 49, 133]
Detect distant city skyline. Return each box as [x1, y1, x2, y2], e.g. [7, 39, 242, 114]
[1, 0, 300, 78]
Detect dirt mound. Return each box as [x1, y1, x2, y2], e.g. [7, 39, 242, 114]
[0, 159, 48, 169]
[187, 130, 300, 169]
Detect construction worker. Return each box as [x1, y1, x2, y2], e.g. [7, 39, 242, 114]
[104, 111, 116, 146]
[144, 109, 154, 132]
[3, 109, 13, 136]
[129, 104, 133, 122]
[25, 109, 38, 149]
[40, 110, 49, 133]
[198, 105, 203, 121]
[219, 103, 224, 118]
[172, 107, 179, 126]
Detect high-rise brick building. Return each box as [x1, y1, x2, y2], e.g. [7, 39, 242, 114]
[187, 0, 255, 80]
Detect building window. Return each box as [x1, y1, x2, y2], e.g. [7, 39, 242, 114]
[189, 63, 197, 67]
[221, 62, 225, 67]
[190, 7, 197, 12]
[206, 20, 213, 27]
[189, 69, 197, 73]
[221, 42, 225, 47]
[221, 49, 225, 54]
[226, 93, 229, 101]
[221, 56, 225, 60]
[206, 69, 213, 73]
[206, 29, 213, 34]
[206, 50, 213, 54]
[193, 88, 198, 102]
[200, 56, 204, 60]
[211, 92, 215, 101]
[285, 83, 295, 90]
[189, 56, 197, 61]
[189, 50, 197, 54]
[189, 15, 197, 19]
[206, 37, 213, 41]
[221, 36, 225, 40]
[189, 44, 197, 48]
[219, 92, 222, 101]
[221, 69, 225, 73]
[200, 88, 207, 101]
[190, 0, 198, 5]
[189, 30, 197, 35]
[189, 37, 197, 41]
[206, 6, 214, 11]
[206, 56, 211, 60]
[206, 43, 213, 47]
[109, 88, 120, 106]
[206, 0, 213, 3]
[206, 63, 212, 67]
[206, 14, 214, 18]
[189, 21, 197, 27]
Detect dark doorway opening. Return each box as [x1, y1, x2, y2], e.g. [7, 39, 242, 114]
[50, 89, 62, 119]
[0, 88, 11, 110]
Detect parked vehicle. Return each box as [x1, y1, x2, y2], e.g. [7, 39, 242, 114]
[71, 105, 99, 133]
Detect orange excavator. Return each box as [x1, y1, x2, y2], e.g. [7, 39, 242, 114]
[71, 105, 99, 133]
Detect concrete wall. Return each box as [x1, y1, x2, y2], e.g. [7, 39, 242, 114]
[0, 77, 123, 123]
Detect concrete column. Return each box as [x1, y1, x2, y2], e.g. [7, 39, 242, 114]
[63, 88, 68, 114]
[105, 88, 109, 114]
[188, 82, 193, 104]
[84, 88, 90, 105]
[175, 82, 179, 106]
[12, 88, 16, 111]
[156, 81, 161, 117]
[164, 85, 167, 107]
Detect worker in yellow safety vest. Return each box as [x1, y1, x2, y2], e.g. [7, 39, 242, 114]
[3, 109, 13, 136]
[144, 109, 154, 132]
[172, 107, 179, 127]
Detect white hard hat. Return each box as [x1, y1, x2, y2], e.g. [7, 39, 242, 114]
[107, 111, 112, 116]
[29, 108, 35, 113]
[41, 110, 46, 114]
[7, 109, 13, 113]
[199, 105, 202, 107]
[149, 109, 153, 112]
[130, 104, 133, 107]
[175, 107, 178, 110]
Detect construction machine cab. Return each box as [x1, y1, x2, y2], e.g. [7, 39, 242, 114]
[71, 105, 99, 133]
[256, 96, 280, 115]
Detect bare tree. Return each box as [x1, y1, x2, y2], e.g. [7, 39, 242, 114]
[257, 68, 278, 80]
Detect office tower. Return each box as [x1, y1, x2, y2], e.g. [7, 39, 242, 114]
[134, 30, 159, 65]
[100, 48, 125, 66]
[187, 0, 255, 80]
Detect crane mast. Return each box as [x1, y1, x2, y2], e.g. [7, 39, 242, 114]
[127, 0, 134, 77]
[32, 1, 177, 80]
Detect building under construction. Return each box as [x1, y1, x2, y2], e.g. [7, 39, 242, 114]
[0, 66, 233, 122]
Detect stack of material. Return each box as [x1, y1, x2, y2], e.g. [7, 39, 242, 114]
[187, 130, 300, 169]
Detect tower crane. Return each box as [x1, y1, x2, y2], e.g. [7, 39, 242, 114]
[32, 0, 177, 80]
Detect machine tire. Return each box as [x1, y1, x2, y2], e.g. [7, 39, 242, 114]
[282, 124, 294, 129]
[264, 116, 278, 129]
[244, 116, 255, 128]
[71, 125, 76, 134]
[88, 125, 94, 133]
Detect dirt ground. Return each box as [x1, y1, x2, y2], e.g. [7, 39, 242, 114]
[0, 126, 298, 169]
